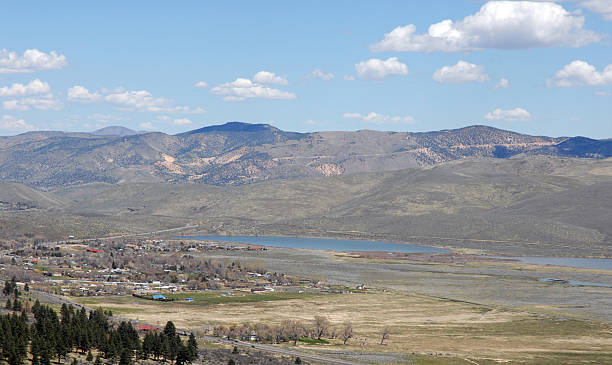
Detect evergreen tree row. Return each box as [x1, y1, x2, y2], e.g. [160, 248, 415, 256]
[0, 299, 198, 365]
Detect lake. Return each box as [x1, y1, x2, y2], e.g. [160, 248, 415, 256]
[175, 235, 612, 271]
[173, 235, 449, 253]
[507, 257, 612, 271]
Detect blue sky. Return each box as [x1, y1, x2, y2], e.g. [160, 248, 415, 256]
[0, 1, 611, 137]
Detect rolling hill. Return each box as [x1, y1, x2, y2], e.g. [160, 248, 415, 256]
[1, 156, 611, 256]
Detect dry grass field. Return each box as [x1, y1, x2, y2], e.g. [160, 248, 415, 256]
[71, 292, 612, 364]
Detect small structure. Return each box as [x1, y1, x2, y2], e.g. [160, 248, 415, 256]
[138, 325, 159, 332]
[185, 297, 194, 302]
[152, 294, 166, 300]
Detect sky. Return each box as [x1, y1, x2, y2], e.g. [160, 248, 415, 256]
[0, 1, 611, 138]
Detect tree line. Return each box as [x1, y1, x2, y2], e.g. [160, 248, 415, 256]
[0, 299, 198, 365]
[214, 316, 359, 345]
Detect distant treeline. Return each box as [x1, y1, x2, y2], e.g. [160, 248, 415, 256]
[0, 300, 198, 365]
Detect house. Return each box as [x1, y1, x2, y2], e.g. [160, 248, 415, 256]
[138, 325, 159, 331]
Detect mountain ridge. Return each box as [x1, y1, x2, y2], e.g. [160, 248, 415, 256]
[0, 122, 610, 189]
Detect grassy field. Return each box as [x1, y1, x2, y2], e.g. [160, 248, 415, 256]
[71, 291, 612, 364]
[73, 291, 326, 310]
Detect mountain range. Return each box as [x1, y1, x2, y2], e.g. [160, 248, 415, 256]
[1, 122, 610, 189]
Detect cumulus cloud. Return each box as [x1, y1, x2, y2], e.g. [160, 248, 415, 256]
[343, 75, 355, 81]
[581, 0, 612, 21]
[253, 71, 289, 85]
[307, 69, 335, 81]
[484, 107, 531, 122]
[0, 115, 37, 132]
[433, 61, 490, 83]
[343, 112, 415, 125]
[595, 90, 610, 96]
[68, 85, 101, 102]
[495, 78, 510, 89]
[547, 60, 612, 87]
[370, 1, 601, 52]
[0, 79, 50, 97]
[355, 57, 408, 80]
[105, 90, 206, 113]
[0, 49, 68, 73]
[172, 118, 193, 125]
[194, 81, 208, 88]
[3, 94, 62, 111]
[211, 78, 296, 101]
[139, 122, 155, 130]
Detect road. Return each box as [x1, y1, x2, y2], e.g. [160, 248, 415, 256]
[49, 224, 200, 244]
[30, 290, 361, 365]
[199, 335, 359, 365]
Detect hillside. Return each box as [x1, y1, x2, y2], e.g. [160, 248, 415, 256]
[0, 182, 67, 211]
[2, 156, 610, 256]
[3, 122, 606, 189]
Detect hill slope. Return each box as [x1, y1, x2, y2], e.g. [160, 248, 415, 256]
[16, 156, 604, 256]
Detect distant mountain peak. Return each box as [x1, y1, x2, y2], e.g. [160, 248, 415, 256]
[180, 121, 282, 135]
[91, 126, 141, 137]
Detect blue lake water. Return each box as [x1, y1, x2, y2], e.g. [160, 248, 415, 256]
[173, 235, 449, 253]
[506, 257, 612, 271]
[174, 235, 612, 271]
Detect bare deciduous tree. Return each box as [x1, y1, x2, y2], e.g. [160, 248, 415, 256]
[342, 321, 353, 345]
[282, 320, 305, 346]
[313, 315, 330, 340]
[380, 326, 390, 345]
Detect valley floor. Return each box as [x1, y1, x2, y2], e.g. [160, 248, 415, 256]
[69, 245, 612, 364]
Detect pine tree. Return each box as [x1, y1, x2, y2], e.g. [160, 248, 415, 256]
[186, 333, 198, 362]
[71, 358, 78, 365]
[86, 350, 93, 362]
[119, 349, 132, 365]
[94, 355, 102, 365]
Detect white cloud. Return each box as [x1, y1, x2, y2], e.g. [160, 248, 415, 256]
[211, 78, 296, 101]
[68, 85, 101, 102]
[307, 69, 335, 81]
[253, 71, 289, 85]
[547, 60, 612, 87]
[195, 81, 208, 88]
[433, 61, 490, 84]
[0, 115, 37, 132]
[355, 57, 408, 80]
[485, 107, 531, 122]
[105, 89, 205, 113]
[371, 1, 601, 52]
[0, 49, 68, 73]
[172, 118, 193, 125]
[581, 0, 612, 21]
[343, 75, 355, 81]
[495, 78, 510, 89]
[343, 112, 415, 125]
[3, 94, 62, 111]
[595, 90, 610, 96]
[0, 79, 50, 96]
[139, 122, 155, 130]
[87, 113, 129, 123]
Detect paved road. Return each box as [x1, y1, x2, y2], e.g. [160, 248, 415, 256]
[30, 290, 361, 365]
